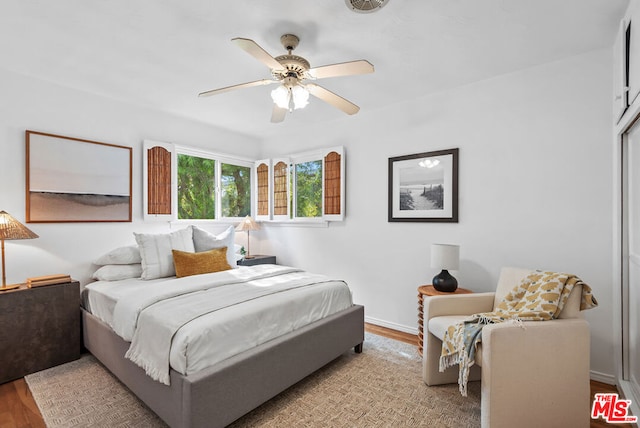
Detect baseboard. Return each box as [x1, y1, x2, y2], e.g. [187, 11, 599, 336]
[617, 379, 640, 421]
[365, 316, 417, 335]
[590, 370, 616, 385]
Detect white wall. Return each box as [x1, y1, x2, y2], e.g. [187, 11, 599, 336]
[0, 67, 260, 285]
[258, 49, 616, 379]
[0, 47, 617, 380]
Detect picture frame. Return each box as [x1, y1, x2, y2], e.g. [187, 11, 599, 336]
[388, 148, 458, 223]
[26, 130, 132, 223]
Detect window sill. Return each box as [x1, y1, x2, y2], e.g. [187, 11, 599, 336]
[170, 219, 240, 227]
[261, 220, 329, 228]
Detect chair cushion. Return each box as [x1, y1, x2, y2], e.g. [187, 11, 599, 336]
[429, 315, 483, 366]
[429, 315, 468, 340]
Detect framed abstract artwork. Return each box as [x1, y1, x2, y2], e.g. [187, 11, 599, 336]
[388, 148, 458, 222]
[26, 130, 132, 223]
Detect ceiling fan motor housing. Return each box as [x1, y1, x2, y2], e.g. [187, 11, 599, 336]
[272, 34, 311, 81]
[273, 54, 310, 80]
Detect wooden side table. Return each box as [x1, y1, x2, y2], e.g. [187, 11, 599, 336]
[417, 285, 473, 356]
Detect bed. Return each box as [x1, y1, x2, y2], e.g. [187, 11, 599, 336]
[81, 262, 364, 428]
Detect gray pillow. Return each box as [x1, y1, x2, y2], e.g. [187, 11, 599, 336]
[192, 225, 236, 268]
[134, 227, 195, 279]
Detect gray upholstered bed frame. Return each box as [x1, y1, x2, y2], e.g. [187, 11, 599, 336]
[81, 304, 364, 428]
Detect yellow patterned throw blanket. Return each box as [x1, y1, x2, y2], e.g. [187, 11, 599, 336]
[439, 271, 598, 396]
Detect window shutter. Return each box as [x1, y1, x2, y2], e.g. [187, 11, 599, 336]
[323, 147, 345, 221]
[272, 159, 290, 220]
[143, 140, 175, 221]
[324, 151, 341, 215]
[255, 159, 271, 220]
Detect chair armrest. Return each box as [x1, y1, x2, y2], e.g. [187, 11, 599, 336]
[424, 292, 495, 320]
[480, 318, 590, 427]
[481, 318, 590, 357]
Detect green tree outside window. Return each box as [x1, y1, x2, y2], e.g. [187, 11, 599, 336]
[221, 163, 251, 218]
[295, 160, 322, 218]
[177, 154, 215, 219]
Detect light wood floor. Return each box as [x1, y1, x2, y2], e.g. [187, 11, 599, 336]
[0, 323, 631, 428]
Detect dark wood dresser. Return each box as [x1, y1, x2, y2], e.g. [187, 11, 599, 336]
[0, 281, 81, 384]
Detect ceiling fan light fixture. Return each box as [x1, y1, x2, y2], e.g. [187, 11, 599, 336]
[291, 85, 309, 110]
[271, 84, 309, 111]
[271, 85, 290, 109]
[345, 0, 388, 13]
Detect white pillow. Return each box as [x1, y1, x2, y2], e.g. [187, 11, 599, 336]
[134, 227, 195, 279]
[93, 245, 142, 265]
[192, 225, 236, 268]
[92, 264, 143, 281]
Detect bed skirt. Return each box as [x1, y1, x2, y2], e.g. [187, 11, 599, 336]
[82, 304, 365, 428]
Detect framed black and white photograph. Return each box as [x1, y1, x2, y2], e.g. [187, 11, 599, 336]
[26, 130, 132, 223]
[388, 148, 458, 222]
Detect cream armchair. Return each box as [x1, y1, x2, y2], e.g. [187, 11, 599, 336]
[422, 267, 591, 428]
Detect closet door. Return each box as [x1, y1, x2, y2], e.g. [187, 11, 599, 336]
[624, 122, 640, 404]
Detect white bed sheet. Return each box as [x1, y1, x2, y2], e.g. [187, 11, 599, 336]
[83, 266, 353, 377]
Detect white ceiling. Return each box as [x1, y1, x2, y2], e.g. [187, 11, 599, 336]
[0, 0, 629, 139]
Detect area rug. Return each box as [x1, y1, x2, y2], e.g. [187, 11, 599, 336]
[25, 333, 481, 427]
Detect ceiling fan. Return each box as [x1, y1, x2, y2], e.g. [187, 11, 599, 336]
[198, 34, 374, 123]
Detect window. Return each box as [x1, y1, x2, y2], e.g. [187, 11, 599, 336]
[143, 141, 343, 223]
[220, 163, 251, 218]
[143, 140, 253, 221]
[177, 153, 216, 219]
[256, 146, 344, 222]
[294, 160, 322, 218]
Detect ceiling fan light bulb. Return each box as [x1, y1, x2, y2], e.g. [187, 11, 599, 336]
[271, 85, 290, 109]
[291, 85, 309, 110]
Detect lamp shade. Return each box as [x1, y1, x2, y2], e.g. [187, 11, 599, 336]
[0, 211, 38, 240]
[1, 211, 38, 290]
[235, 215, 260, 232]
[430, 244, 459, 270]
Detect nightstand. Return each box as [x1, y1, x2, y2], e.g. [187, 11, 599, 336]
[237, 255, 276, 266]
[417, 285, 473, 356]
[0, 281, 81, 383]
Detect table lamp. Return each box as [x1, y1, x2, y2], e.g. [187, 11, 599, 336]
[0, 211, 39, 291]
[235, 215, 260, 259]
[431, 243, 459, 292]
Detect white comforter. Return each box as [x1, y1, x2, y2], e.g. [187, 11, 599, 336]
[84, 265, 353, 385]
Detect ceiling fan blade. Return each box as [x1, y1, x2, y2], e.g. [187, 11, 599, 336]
[271, 105, 287, 123]
[305, 83, 360, 115]
[198, 79, 277, 97]
[232, 37, 284, 71]
[307, 60, 374, 80]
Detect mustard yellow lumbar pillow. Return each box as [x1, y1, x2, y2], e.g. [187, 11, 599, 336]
[172, 247, 232, 278]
